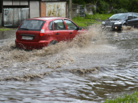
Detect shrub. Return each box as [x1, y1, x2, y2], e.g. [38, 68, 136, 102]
[97, 1, 109, 14]
[92, 6, 96, 14]
[85, 13, 92, 19]
[111, 8, 128, 13]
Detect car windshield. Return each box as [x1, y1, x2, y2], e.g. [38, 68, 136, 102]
[19, 20, 45, 31]
[109, 14, 127, 20]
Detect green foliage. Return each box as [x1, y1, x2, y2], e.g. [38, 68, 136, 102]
[85, 13, 92, 19]
[104, 91, 138, 103]
[72, 0, 88, 5]
[92, 7, 96, 14]
[73, 13, 113, 27]
[97, 0, 109, 14]
[111, 8, 128, 14]
[85, 13, 113, 20]
[72, 0, 138, 14]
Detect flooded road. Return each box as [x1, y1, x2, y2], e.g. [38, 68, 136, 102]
[0, 26, 138, 103]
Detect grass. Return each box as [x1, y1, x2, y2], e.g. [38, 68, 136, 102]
[73, 13, 113, 27]
[73, 16, 98, 27]
[0, 27, 11, 31]
[86, 13, 113, 21]
[104, 91, 138, 103]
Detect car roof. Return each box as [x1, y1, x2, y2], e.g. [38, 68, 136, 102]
[115, 12, 138, 14]
[27, 17, 69, 21]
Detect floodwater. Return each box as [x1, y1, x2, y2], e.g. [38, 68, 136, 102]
[0, 26, 138, 103]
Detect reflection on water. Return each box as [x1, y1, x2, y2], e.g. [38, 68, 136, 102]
[0, 26, 138, 102]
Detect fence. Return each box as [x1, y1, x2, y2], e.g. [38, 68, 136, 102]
[67, 4, 96, 18]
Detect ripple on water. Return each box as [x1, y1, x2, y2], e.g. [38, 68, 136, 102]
[1, 26, 138, 103]
[125, 81, 135, 85]
[115, 81, 126, 86]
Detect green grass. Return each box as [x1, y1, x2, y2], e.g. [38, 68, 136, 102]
[73, 16, 99, 27]
[104, 91, 138, 103]
[86, 13, 113, 20]
[73, 13, 113, 27]
[0, 28, 11, 31]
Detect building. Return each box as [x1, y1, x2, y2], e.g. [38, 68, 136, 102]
[0, 0, 67, 27]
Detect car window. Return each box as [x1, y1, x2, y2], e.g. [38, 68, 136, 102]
[109, 14, 127, 20]
[19, 20, 45, 31]
[64, 20, 77, 30]
[128, 13, 133, 16]
[49, 21, 53, 30]
[54, 20, 66, 30]
[128, 13, 133, 19]
[133, 13, 138, 18]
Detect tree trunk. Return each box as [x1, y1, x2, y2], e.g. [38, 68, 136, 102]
[69, 0, 72, 20]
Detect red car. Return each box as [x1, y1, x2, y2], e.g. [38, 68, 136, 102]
[15, 17, 85, 50]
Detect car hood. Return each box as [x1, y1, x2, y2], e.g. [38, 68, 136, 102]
[103, 19, 125, 25]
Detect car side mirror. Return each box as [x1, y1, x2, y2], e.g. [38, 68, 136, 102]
[76, 27, 82, 30]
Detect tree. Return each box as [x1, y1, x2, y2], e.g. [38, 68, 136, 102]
[72, 0, 138, 13]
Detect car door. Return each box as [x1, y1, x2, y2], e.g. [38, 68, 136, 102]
[53, 19, 69, 42]
[64, 19, 78, 40]
[132, 13, 138, 28]
[127, 13, 135, 26]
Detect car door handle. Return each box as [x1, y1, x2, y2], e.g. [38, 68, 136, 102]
[69, 32, 72, 34]
[56, 33, 59, 35]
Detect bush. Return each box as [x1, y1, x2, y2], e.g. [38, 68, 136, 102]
[85, 13, 92, 19]
[111, 8, 128, 13]
[85, 13, 113, 20]
[97, 1, 109, 14]
[92, 6, 96, 14]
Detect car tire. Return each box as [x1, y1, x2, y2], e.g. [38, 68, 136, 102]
[122, 23, 127, 30]
[48, 40, 57, 46]
[123, 23, 128, 27]
[117, 25, 122, 31]
[123, 23, 127, 26]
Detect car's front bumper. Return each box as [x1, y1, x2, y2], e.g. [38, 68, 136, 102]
[15, 39, 49, 50]
[113, 24, 122, 30]
[102, 24, 122, 30]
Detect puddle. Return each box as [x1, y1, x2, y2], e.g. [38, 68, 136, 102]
[0, 25, 138, 102]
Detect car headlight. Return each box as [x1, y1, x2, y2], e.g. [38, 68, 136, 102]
[114, 21, 122, 25]
[102, 21, 105, 25]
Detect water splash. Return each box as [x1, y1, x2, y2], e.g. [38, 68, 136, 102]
[0, 25, 121, 81]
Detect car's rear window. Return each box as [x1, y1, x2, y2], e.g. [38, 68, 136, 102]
[18, 20, 45, 31]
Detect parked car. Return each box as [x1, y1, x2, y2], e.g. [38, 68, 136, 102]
[102, 12, 138, 31]
[15, 17, 85, 50]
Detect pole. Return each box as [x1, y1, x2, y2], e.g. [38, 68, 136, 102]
[69, 0, 72, 20]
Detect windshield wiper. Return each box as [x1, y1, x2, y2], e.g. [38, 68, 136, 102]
[20, 28, 29, 30]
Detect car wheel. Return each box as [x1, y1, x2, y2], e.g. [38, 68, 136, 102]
[122, 23, 127, 30]
[123, 23, 127, 26]
[48, 40, 57, 46]
[123, 23, 127, 27]
[117, 28, 122, 31]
